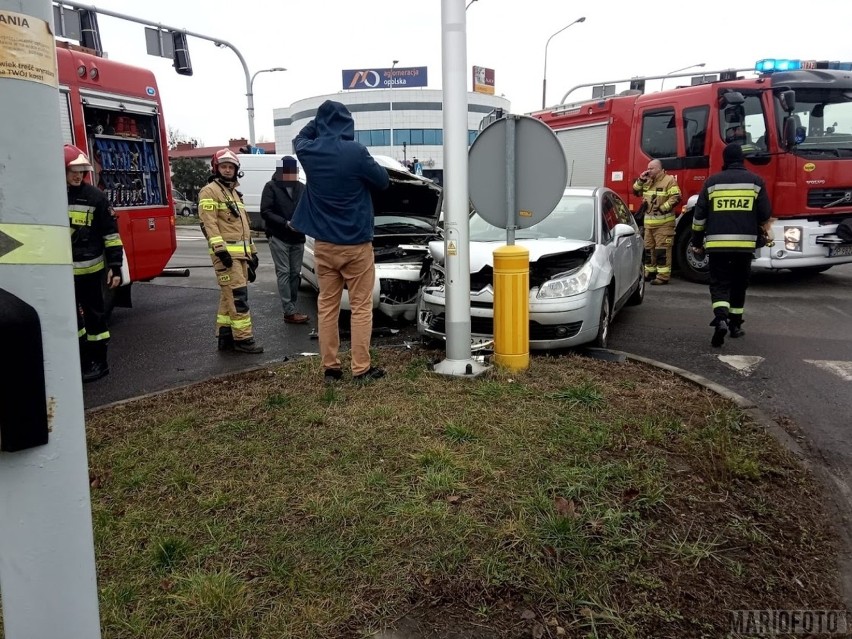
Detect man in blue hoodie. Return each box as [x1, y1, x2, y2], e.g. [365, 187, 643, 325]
[291, 100, 390, 383]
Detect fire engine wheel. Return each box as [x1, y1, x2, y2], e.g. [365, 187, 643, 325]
[675, 230, 710, 284]
[592, 289, 612, 348]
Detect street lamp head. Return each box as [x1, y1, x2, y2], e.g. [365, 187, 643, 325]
[392, 59, 399, 65]
[270, 67, 287, 72]
[577, 16, 586, 23]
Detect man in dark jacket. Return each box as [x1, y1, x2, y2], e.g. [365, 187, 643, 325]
[291, 100, 390, 383]
[65, 144, 124, 382]
[691, 143, 773, 347]
[261, 156, 308, 323]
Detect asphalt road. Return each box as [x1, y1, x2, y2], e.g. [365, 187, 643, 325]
[86, 227, 852, 502]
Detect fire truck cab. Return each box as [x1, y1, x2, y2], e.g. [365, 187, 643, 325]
[56, 42, 176, 309]
[532, 59, 852, 282]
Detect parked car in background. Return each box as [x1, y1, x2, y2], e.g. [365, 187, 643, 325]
[172, 189, 197, 217]
[300, 155, 443, 321]
[417, 186, 644, 350]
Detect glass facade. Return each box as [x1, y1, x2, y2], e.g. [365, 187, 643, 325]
[355, 128, 478, 147]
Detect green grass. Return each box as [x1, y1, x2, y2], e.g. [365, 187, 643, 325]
[71, 349, 842, 639]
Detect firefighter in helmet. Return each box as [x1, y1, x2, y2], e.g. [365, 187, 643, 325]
[198, 149, 263, 353]
[65, 144, 124, 382]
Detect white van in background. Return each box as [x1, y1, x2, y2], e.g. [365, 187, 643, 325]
[236, 153, 283, 232]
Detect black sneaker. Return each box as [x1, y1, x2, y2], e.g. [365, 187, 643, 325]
[324, 368, 344, 384]
[353, 366, 386, 382]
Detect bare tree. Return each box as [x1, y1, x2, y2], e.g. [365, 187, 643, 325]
[168, 126, 201, 150]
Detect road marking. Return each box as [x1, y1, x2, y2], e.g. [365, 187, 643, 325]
[177, 236, 207, 242]
[0, 223, 71, 265]
[804, 360, 852, 382]
[718, 355, 764, 376]
[825, 305, 851, 319]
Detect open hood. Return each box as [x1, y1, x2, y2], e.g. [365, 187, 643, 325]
[370, 155, 443, 232]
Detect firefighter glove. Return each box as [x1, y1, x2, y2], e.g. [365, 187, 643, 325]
[250, 253, 259, 270]
[215, 250, 233, 268]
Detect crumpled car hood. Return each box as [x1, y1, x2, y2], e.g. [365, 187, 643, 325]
[428, 238, 594, 269]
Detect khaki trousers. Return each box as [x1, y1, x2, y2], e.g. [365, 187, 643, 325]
[214, 258, 253, 340]
[314, 241, 375, 375]
[644, 224, 675, 281]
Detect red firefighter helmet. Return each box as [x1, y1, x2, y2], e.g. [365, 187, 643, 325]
[64, 144, 93, 171]
[211, 148, 241, 173]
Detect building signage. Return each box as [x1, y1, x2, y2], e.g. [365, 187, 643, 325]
[342, 66, 428, 90]
[472, 66, 495, 95]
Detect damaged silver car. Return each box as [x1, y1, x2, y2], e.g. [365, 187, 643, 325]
[417, 186, 644, 349]
[300, 156, 443, 321]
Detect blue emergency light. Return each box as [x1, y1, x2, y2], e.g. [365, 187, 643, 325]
[755, 59, 802, 73]
[756, 58, 852, 73]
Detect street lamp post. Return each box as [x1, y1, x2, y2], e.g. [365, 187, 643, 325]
[248, 66, 287, 146]
[660, 62, 705, 90]
[389, 59, 399, 159]
[542, 16, 585, 109]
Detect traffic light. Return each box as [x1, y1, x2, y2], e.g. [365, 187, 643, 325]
[172, 32, 193, 76]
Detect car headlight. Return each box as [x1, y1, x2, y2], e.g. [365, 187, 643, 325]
[784, 226, 802, 252]
[537, 260, 593, 299]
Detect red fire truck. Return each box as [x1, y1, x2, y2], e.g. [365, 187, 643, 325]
[56, 41, 176, 308]
[532, 59, 852, 282]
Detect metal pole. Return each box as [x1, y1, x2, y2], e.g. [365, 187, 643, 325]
[542, 17, 585, 109]
[433, 0, 488, 377]
[389, 59, 398, 159]
[660, 62, 705, 91]
[505, 117, 516, 246]
[249, 67, 287, 147]
[56, 0, 254, 142]
[0, 1, 101, 637]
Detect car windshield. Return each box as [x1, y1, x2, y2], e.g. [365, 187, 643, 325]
[469, 194, 596, 242]
[783, 88, 852, 157]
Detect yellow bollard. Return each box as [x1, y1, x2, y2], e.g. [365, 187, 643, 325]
[493, 244, 530, 370]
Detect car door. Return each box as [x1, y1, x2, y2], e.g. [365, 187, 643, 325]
[602, 193, 634, 302]
[612, 193, 643, 287]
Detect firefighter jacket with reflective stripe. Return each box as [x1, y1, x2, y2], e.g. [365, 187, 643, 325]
[632, 172, 681, 227]
[198, 178, 256, 259]
[68, 183, 123, 276]
[691, 162, 772, 252]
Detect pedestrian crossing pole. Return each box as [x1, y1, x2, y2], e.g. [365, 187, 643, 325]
[0, 1, 102, 637]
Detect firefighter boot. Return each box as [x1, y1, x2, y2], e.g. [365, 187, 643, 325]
[217, 327, 235, 351]
[234, 338, 264, 354]
[82, 342, 110, 383]
[709, 316, 729, 348]
[728, 316, 745, 338]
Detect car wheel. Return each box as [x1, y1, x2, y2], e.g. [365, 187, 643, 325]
[626, 263, 645, 306]
[593, 289, 612, 348]
[181, 207, 191, 217]
[675, 225, 710, 283]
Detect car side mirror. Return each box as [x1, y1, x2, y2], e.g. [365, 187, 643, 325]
[783, 116, 799, 148]
[778, 89, 796, 113]
[614, 223, 636, 240]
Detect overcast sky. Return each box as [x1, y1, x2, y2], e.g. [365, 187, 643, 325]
[78, 0, 852, 146]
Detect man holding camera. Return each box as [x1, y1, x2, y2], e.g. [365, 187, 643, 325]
[198, 149, 263, 354]
[632, 159, 681, 285]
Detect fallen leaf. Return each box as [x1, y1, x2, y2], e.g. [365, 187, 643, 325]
[532, 622, 545, 638]
[555, 496, 578, 518]
[556, 627, 566, 636]
[446, 495, 461, 504]
[547, 617, 558, 626]
[542, 545, 557, 558]
[520, 609, 536, 621]
[90, 476, 102, 489]
[622, 487, 640, 503]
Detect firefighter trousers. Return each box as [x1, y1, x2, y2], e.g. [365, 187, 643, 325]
[75, 270, 110, 367]
[214, 258, 253, 341]
[708, 252, 753, 322]
[644, 224, 675, 281]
